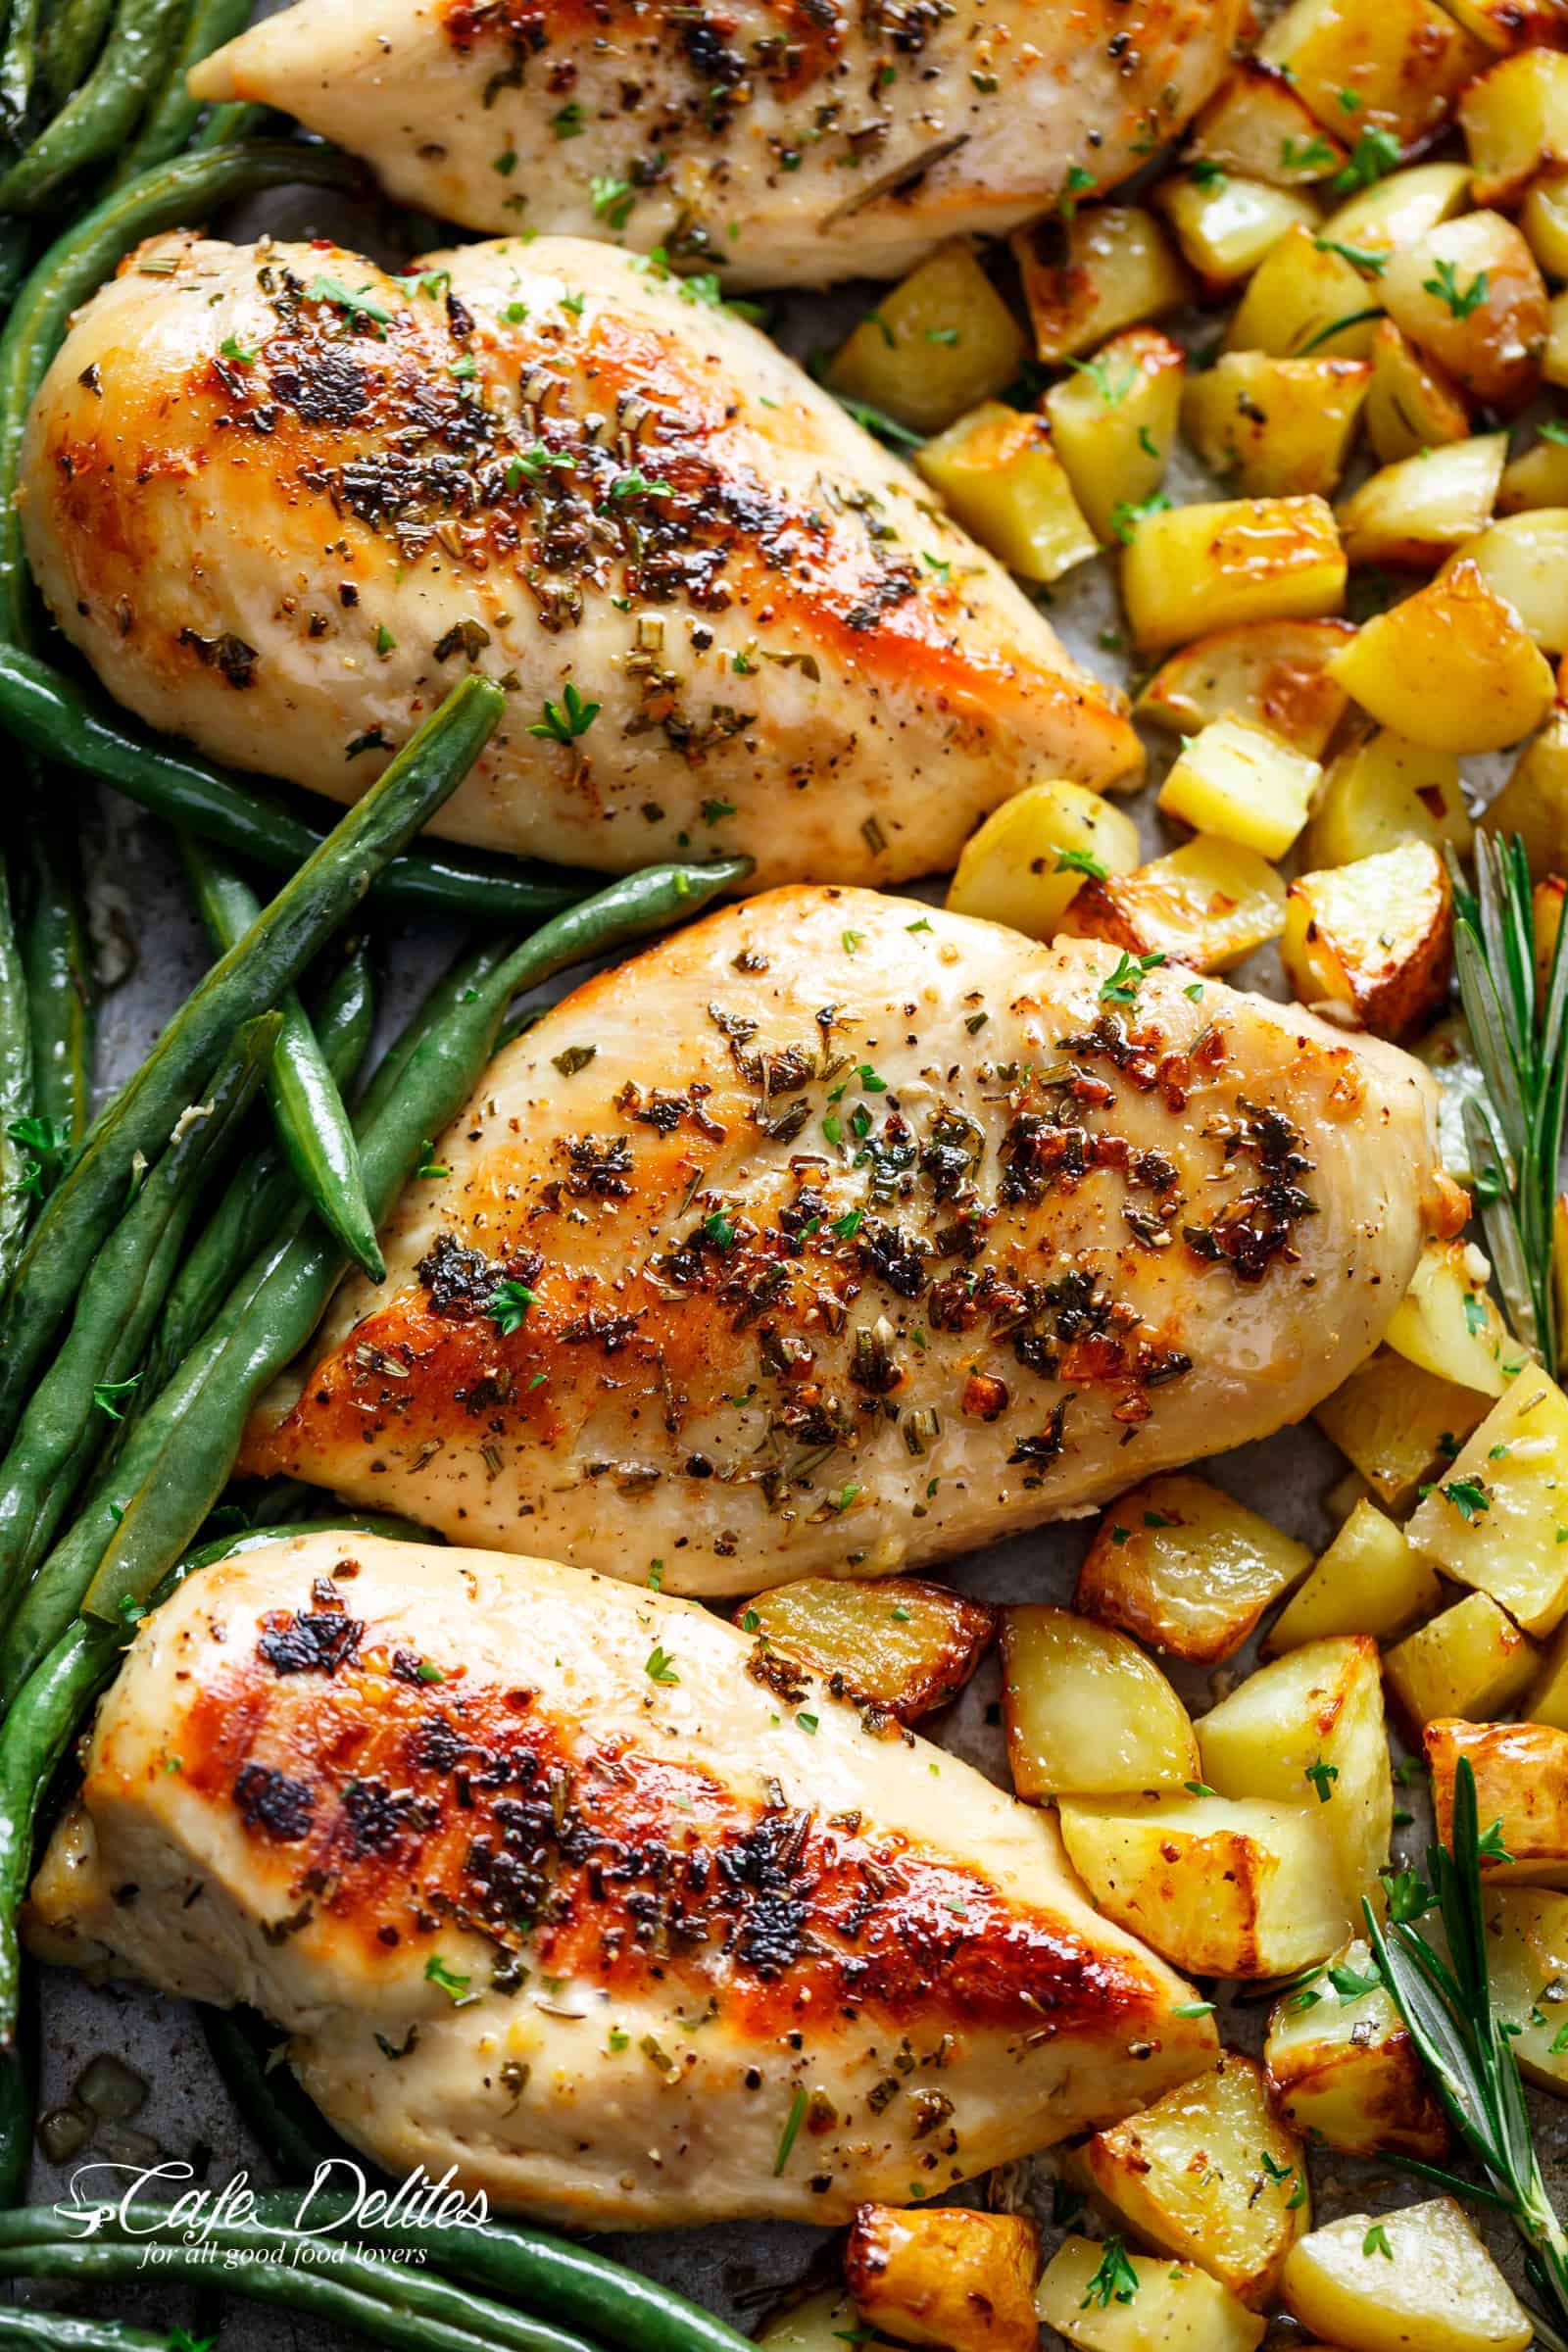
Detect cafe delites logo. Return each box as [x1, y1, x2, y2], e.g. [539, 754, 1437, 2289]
[59, 2156, 491, 2269]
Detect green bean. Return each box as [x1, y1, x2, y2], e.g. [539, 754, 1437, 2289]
[111, 0, 249, 177]
[0, 0, 41, 140]
[21, 785, 94, 1158]
[39, 0, 117, 111]
[0, 141, 353, 641]
[0, 0, 195, 215]
[0, 2310, 177, 2352]
[0, 849, 33, 1298]
[0, 675, 503, 1459]
[0, 220, 30, 311]
[0, 1011, 277, 1625]
[200, 2000, 371, 2183]
[0, 646, 594, 925]
[0, 1968, 30, 2207]
[192, 93, 268, 145]
[182, 835, 384, 1282]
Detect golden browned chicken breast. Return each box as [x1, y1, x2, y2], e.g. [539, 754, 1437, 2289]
[19, 232, 1140, 888]
[26, 1531, 1220, 2225]
[241, 888, 1451, 1595]
[189, 0, 1246, 287]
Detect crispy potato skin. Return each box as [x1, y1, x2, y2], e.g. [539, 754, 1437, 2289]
[1427, 1718, 1568, 1881]
[728, 1577, 995, 1725]
[845, 2206, 1041, 2352]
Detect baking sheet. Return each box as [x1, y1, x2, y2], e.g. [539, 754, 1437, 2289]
[8, 5, 1564, 2343]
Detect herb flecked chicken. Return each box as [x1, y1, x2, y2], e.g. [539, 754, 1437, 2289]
[24, 1530, 1222, 2226]
[241, 888, 1456, 1595]
[187, 0, 1245, 286]
[18, 229, 1141, 889]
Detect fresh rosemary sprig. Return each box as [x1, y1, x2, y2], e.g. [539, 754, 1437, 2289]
[1365, 1757, 1568, 2351]
[1448, 834, 1568, 1371]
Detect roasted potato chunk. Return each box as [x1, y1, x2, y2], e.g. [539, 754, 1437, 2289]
[1484, 1886, 1568, 2095]
[1312, 1345, 1490, 1507]
[1037, 2238, 1265, 2352]
[1057, 1789, 1350, 1977]
[1265, 1936, 1449, 2160]
[1363, 320, 1472, 465]
[1157, 172, 1321, 292]
[1283, 2200, 1532, 2352]
[1080, 2054, 1307, 2307]
[1405, 1368, 1568, 1634]
[1225, 221, 1381, 358]
[1121, 494, 1346, 653]
[1054, 837, 1288, 972]
[1134, 618, 1353, 756]
[1428, 1718, 1568, 1882]
[1381, 211, 1549, 415]
[1526, 1608, 1568, 1732]
[758, 2293, 901, 2352]
[1500, 430, 1568, 512]
[1282, 840, 1453, 1039]
[1385, 1238, 1518, 1398]
[945, 780, 1142, 940]
[732, 1576, 995, 1725]
[1461, 45, 1568, 208]
[1156, 714, 1319, 858]
[1322, 160, 1473, 257]
[1384, 1592, 1539, 1734]
[1521, 171, 1568, 277]
[1011, 205, 1189, 365]
[1257, 0, 1490, 150]
[1044, 328, 1185, 546]
[1188, 62, 1349, 187]
[827, 244, 1028, 435]
[1304, 727, 1474, 869]
[1336, 434, 1506, 567]
[1444, 508, 1568, 649]
[1197, 1637, 1393, 1914]
[1328, 559, 1556, 751]
[1484, 704, 1568, 874]
[1265, 1499, 1443, 1652]
[1183, 354, 1370, 499]
[1076, 1473, 1310, 1664]
[845, 2206, 1040, 2352]
[1000, 1606, 1199, 1800]
[915, 404, 1097, 584]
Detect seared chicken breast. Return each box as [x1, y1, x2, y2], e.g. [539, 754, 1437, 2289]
[189, 0, 1245, 288]
[20, 232, 1139, 889]
[241, 888, 1451, 1596]
[26, 1532, 1220, 2225]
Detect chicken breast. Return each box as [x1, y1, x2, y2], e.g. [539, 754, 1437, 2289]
[188, 0, 1245, 288]
[20, 232, 1139, 889]
[26, 1531, 1220, 2225]
[241, 887, 1453, 1596]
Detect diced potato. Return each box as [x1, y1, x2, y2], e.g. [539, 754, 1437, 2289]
[1363, 320, 1472, 465]
[826, 244, 1028, 436]
[1037, 2238, 1265, 2352]
[1188, 64, 1349, 188]
[1327, 558, 1556, 751]
[1412, 1010, 1485, 1188]
[731, 1576, 995, 1726]
[1044, 327, 1185, 546]
[945, 779, 1141, 941]
[1157, 172, 1321, 290]
[1054, 837, 1288, 972]
[1521, 171, 1568, 278]
[1265, 1499, 1444, 1652]
[1283, 2200, 1533, 2352]
[1384, 1592, 1539, 1734]
[999, 1605, 1199, 1800]
[1121, 494, 1346, 653]
[1057, 1789, 1350, 1976]
[1385, 1239, 1518, 1398]
[758, 2292, 901, 2352]
[844, 2206, 1040, 2352]
[1258, 0, 1490, 148]
[1224, 223, 1381, 359]
[1198, 1637, 1392, 1913]
[1312, 1345, 1490, 1509]
[1444, 0, 1568, 44]
[1460, 46, 1568, 208]
[1010, 205, 1189, 365]
[1526, 1609, 1568, 1730]
[1500, 429, 1568, 511]
[1443, 508, 1568, 649]
[1322, 160, 1474, 257]
[1428, 1718, 1568, 1883]
[1080, 2054, 1307, 2307]
[1484, 703, 1568, 874]
[915, 404, 1097, 584]
[1335, 435, 1506, 567]
[1076, 1473, 1311, 1664]
[1382, 211, 1549, 414]
[1282, 840, 1453, 1039]
[1303, 727, 1474, 868]
[1157, 714, 1319, 858]
[1182, 354, 1370, 498]
[1266, 1936, 1448, 2160]
[1484, 1886, 1568, 2094]
[1135, 618, 1354, 756]
[1405, 1368, 1568, 1634]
